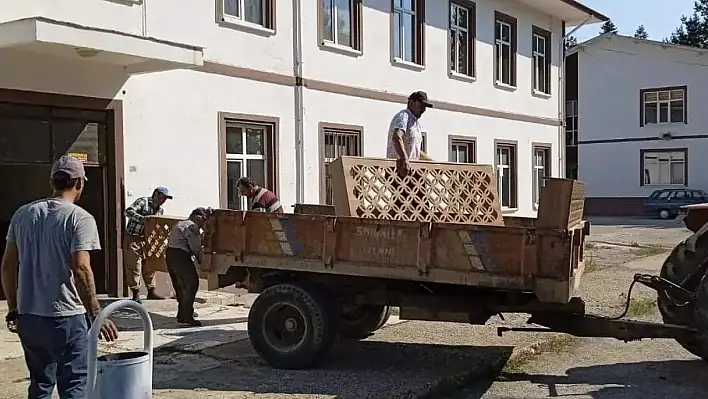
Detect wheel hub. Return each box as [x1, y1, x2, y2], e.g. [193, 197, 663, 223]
[261, 302, 309, 353]
[284, 317, 298, 332]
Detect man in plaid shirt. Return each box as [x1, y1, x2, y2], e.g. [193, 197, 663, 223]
[124, 187, 172, 302]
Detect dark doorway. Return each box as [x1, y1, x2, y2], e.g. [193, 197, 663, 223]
[0, 103, 111, 297]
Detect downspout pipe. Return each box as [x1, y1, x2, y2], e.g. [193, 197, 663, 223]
[558, 15, 592, 178]
[292, 0, 305, 204]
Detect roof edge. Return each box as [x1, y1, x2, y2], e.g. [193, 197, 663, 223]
[561, 0, 610, 23]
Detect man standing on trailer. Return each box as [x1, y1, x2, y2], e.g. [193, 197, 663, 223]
[387, 90, 434, 177]
[1, 155, 118, 399]
[124, 186, 173, 302]
[237, 177, 284, 213]
[165, 207, 209, 327]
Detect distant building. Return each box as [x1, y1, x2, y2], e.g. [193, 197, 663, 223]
[566, 33, 708, 216]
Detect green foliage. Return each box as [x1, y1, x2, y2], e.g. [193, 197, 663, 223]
[669, 0, 708, 48]
[600, 20, 618, 34]
[634, 25, 649, 39]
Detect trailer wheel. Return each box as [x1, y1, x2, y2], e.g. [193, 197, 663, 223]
[657, 242, 708, 360]
[248, 283, 337, 369]
[338, 305, 392, 339]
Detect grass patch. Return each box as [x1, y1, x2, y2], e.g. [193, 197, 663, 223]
[626, 296, 657, 318]
[501, 334, 578, 374]
[584, 252, 597, 273]
[630, 245, 668, 258]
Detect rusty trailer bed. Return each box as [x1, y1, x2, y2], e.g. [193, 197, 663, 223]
[199, 210, 587, 304]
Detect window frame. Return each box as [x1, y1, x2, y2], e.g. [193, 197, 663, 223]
[494, 139, 518, 210]
[319, 122, 364, 204]
[639, 86, 688, 127]
[218, 112, 279, 209]
[531, 26, 551, 95]
[531, 144, 552, 209]
[639, 148, 688, 187]
[565, 100, 578, 146]
[448, 0, 476, 78]
[216, 0, 276, 32]
[318, 0, 363, 52]
[493, 11, 517, 88]
[391, 0, 426, 66]
[447, 135, 476, 163]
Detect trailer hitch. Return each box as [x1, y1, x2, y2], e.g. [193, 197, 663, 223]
[633, 273, 695, 304]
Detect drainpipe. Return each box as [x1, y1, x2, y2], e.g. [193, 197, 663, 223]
[292, 0, 305, 204]
[559, 15, 592, 178]
[141, 0, 148, 37]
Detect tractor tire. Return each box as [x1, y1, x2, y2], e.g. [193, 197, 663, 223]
[657, 241, 708, 361]
[247, 283, 338, 369]
[338, 305, 392, 339]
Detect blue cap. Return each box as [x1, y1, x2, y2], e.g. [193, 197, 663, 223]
[154, 186, 173, 199]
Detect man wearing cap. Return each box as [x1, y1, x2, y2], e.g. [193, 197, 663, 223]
[124, 187, 172, 302]
[1, 155, 118, 398]
[165, 207, 209, 326]
[387, 91, 434, 177]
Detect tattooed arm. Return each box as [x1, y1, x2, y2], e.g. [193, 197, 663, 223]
[70, 215, 102, 319]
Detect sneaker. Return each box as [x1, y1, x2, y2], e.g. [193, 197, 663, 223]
[146, 288, 165, 300]
[131, 290, 142, 304]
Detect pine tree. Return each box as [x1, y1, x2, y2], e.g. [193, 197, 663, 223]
[564, 35, 578, 50]
[634, 25, 649, 39]
[669, 0, 708, 48]
[600, 20, 618, 34]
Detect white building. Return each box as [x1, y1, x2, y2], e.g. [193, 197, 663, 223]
[0, 0, 606, 296]
[567, 34, 708, 216]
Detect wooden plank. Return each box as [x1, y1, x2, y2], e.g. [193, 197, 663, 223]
[536, 178, 587, 230]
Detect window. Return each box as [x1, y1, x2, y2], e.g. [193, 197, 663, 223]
[320, 0, 362, 50]
[322, 125, 362, 204]
[495, 142, 517, 209]
[565, 100, 578, 146]
[641, 149, 687, 186]
[532, 146, 551, 207]
[220, 0, 274, 29]
[222, 117, 277, 210]
[392, 0, 426, 65]
[494, 12, 517, 87]
[449, 138, 476, 163]
[532, 26, 551, 95]
[449, 1, 475, 76]
[640, 86, 687, 126]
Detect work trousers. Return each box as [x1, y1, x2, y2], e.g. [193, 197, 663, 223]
[17, 313, 89, 399]
[123, 235, 157, 290]
[165, 248, 199, 320]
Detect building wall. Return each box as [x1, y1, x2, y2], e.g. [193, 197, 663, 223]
[576, 37, 708, 212]
[2, 0, 568, 218]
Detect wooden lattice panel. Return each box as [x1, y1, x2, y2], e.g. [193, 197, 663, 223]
[143, 216, 182, 272]
[328, 156, 503, 225]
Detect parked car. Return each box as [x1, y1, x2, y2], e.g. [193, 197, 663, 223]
[643, 188, 708, 219]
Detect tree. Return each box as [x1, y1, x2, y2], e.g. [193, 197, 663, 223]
[669, 0, 708, 48]
[634, 24, 649, 39]
[564, 35, 578, 50]
[600, 20, 618, 34]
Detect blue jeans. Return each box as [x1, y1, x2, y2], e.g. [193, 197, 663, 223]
[17, 314, 89, 399]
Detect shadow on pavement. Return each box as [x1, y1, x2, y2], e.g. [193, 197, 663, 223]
[495, 359, 708, 398]
[154, 340, 514, 398]
[588, 216, 685, 230]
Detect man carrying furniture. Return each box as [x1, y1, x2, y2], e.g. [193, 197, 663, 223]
[124, 186, 172, 302]
[165, 207, 209, 327]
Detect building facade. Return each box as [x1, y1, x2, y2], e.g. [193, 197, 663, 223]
[567, 34, 708, 215]
[0, 0, 605, 296]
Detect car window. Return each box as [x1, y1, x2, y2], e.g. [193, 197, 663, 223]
[691, 190, 703, 198]
[657, 191, 671, 199]
[673, 191, 687, 199]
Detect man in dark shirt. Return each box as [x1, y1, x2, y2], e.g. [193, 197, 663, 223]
[237, 177, 284, 213]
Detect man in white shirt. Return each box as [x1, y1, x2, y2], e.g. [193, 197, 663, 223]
[387, 91, 434, 177]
